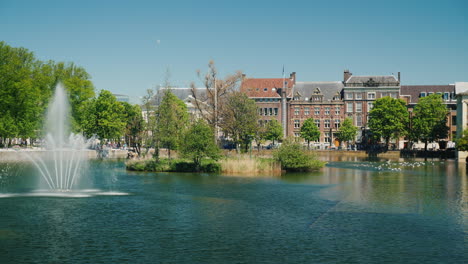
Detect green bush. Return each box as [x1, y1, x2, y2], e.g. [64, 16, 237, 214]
[126, 158, 220, 173]
[200, 160, 221, 173]
[273, 139, 326, 172]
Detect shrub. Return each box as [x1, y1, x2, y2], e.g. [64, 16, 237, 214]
[273, 138, 326, 172]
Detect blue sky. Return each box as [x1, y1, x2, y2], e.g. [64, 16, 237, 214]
[1, 0, 467, 103]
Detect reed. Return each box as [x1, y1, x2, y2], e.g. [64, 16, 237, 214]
[220, 155, 281, 176]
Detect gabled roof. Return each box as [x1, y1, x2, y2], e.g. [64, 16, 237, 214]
[345, 75, 399, 86]
[294, 82, 344, 101]
[400, 85, 455, 104]
[240, 78, 294, 98]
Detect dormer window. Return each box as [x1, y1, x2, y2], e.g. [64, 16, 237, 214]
[263, 88, 268, 92]
[272, 88, 276, 92]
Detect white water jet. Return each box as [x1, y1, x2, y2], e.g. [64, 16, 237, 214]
[25, 84, 93, 191]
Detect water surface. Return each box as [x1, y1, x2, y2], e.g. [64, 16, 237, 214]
[0, 158, 466, 263]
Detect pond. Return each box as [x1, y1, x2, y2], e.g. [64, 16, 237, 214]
[0, 158, 467, 263]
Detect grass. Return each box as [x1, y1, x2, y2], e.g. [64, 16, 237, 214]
[219, 155, 282, 176]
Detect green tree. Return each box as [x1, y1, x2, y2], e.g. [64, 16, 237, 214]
[122, 102, 144, 156]
[368, 96, 409, 149]
[82, 90, 126, 142]
[180, 120, 220, 170]
[254, 122, 267, 152]
[337, 118, 358, 149]
[219, 92, 258, 153]
[273, 138, 326, 171]
[265, 119, 283, 145]
[300, 118, 320, 150]
[456, 129, 468, 151]
[156, 89, 189, 159]
[411, 94, 449, 151]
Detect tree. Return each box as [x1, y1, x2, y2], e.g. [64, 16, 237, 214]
[273, 137, 326, 171]
[411, 94, 449, 151]
[456, 129, 468, 151]
[156, 89, 189, 159]
[337, 118, 358, 149]
[180, 120, 220, 170]
[219, 92, 259, 153]
[122, 102, 144, 156]
[265, 119, 283, 145]
[190, 60, 243, 143]
[254, 123, 267, 152]
[300, 118, 320, 150]
[368, 96, 409, 149]
[82, 90, 126, 142]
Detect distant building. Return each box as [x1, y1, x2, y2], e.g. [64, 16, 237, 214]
[400, 84, 457, 146]
[113, 94, 130, 103]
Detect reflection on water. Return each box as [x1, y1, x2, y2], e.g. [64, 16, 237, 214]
[0, 158, 467, 263]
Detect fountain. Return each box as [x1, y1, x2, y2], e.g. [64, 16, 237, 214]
[25, 84, 92, 191]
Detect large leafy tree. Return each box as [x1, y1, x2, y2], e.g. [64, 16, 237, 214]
[300, 118, 320, 150]
[411, 94, 449, 151]
[156, 89, 189, 159]
[180, 120, 220, 169]
[219, 91, 259, 153]
[368, 96, 409, 149]
[265, 119, 283, 145]
[337, 118, 358, 148]
[82, 90, 126, 142]
[456, 129, 468, 151]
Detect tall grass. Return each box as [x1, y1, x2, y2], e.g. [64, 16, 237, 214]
[220, 155, 281, 176]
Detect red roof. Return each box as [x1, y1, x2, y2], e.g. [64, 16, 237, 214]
[241, 78, 294, 98]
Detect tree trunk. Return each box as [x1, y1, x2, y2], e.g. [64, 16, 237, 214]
[307, 140, 310, 150]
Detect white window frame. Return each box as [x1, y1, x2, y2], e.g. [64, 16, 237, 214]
[368, 92, 376, 99]
[346, 103, 353, 113]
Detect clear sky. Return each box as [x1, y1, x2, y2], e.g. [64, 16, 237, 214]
[1, 0, 467, 103]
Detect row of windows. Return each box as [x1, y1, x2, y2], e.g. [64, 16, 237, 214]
[294, 107, 341, 116]
[259, 108, 279, 116]
[346, 102, 374, 113]
[255, 98, 280, 102]
[419, 92, 454, 101]
[293, 132, 332, 142]
[294, 119, 341, 129]
[345, 92, 397, 100]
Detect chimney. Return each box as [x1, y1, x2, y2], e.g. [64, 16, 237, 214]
[289, 72, 296, 83]
[398, 72, 401, 84]
[344, 69, 352, 82]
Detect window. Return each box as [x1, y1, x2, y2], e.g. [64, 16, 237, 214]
[444, 92, 450, 101]
[420, 92, 426, 98]
[269, 108, 273, 116]
[304, 107, 310, 115]
[356, 102, 362, 112]
[294, 133, 300, 137]
[390, 93, 397, 98]
[368, 102, 374, 110]
[356, 115, 362, 127]
[356, 93, 362, 99]
[381, 92, 388, 97]
[314, 119, 320, 128]
[314, 107, 320, 115]
[334, 119, 340, 129]
[324, 119, 330, 128]
[294, 120, 300, 128]
[368, 92, 376, 99]
[335, 107, 340, 115]
[325, 132, 331, 143]
[428, 92, 433, 96]
[294, 107, 300, 115]
[263, 88, 268, 92]
[346, 103, 353, 113]
[274, 108, 278, 116]
[346, 93, 353, 100]
[325, 107, 330, 115]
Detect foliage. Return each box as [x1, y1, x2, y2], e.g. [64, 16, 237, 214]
[368, 96, 409, 148]
[254, 123, 267, 151]
[156, 89, 189, 158]
[0, 41, 95, 147]
[180, 120, 220, 169]
[82, 90, 126, 141]
[411, 94, 449, 151]
[126, 158, 221, 173]
[122, 102, 144, 156]
[219, 92, 259, 152]
[300, 118, 320, 149]
[337, 118, 358, 147]
[273, 138, 326, 171]
[265, 119, 283, 144]
[456, 129, 468, 151]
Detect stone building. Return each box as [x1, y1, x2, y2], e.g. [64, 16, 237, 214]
[288, 82, 344, 147]
[342, 70, 401, 142]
